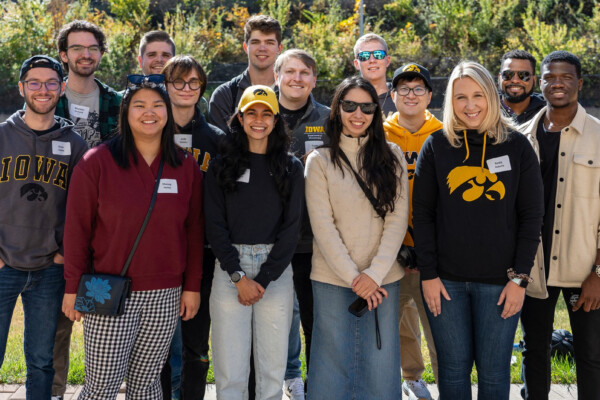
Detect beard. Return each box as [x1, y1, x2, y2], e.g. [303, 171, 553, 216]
[25, 95, 60, 116]
[67, 57, 99, 77]
[502, 85, 534, 104]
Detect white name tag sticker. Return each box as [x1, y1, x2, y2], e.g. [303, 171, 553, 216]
[52, 141, 71, 156]
[237, 169, 250, 183]
[486, 155, 512, 174]
[69, 103, 90, 120]
[305, 140, 323, 154]
[174, 134, 192, 148]
[158, 179, 178, 193]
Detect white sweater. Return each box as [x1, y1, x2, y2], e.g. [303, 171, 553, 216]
[305, 133, 409, 288]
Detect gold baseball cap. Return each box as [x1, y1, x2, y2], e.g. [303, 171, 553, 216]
[238, 85, 279, 115]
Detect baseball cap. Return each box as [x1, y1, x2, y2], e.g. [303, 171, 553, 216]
[238, 85, 279, 115]
[19, 55, 64, 81]
[392, 63, 432, 92]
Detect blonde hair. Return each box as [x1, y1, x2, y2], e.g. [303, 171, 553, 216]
[442, 61, 514, 147]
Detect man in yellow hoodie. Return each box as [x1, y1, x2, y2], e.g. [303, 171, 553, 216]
[384, 63, 441, 400]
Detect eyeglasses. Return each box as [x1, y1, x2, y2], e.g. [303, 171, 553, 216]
[127, 74, 166, 90]
[21, 80, 61, 91]
[340, 100, 378, 114]
[501, 70, 532, 82]
[356, 50, 387, 62]
[395, 86, 428, 96]
[167, 79, 202, 91]
[67, 45, 101, 54]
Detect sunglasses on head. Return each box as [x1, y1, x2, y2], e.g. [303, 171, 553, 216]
[340, 100, 378, 114]
[356, 50, 387, 62]
[501, 70, 532, 82]
[127, 74, 166, 89]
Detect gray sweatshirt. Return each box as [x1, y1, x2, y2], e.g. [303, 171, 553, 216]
[0, 111, 88, 270]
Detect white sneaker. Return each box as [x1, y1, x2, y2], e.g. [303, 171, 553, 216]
[284, 377, 305, 400]
[402, 379, 432, 400]
[51, 397, 63, 400]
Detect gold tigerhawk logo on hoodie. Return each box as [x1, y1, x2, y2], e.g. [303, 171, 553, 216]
[446, 166, 506, 202]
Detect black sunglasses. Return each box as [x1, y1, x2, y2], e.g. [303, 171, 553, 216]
[340, 100, 378, 114]
[127, 74, 166, 89]
[501, 70, 532, 82]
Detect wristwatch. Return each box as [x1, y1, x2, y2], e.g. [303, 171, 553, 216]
[592, 264, 600, 278]
[230, 270, 246, 284]
[511, 277, 529, 289]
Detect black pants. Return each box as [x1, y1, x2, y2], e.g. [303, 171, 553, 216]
[521, 286, 600, 400]
[291, 252, 314, 371]
[161, 249, 216, 400]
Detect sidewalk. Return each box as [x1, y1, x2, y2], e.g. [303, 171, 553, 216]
[0, 383, 579, 399]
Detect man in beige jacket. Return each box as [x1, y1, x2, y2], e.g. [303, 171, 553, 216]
[518, 51, 600, 400]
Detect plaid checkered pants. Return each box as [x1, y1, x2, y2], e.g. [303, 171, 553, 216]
[78, 287, 180, 400]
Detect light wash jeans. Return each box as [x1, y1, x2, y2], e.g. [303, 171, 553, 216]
[307, 280, 401, 400]
[210, 244, 293, 400]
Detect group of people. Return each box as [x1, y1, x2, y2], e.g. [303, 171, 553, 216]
[0, 12, 598, 400]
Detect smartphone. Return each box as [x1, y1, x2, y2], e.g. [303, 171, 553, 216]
[348, 297, 369, 317]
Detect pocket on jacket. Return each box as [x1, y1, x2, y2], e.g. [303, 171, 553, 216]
[572, 153, 600, 198]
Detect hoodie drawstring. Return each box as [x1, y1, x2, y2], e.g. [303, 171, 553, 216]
[462, 130, 487, 172]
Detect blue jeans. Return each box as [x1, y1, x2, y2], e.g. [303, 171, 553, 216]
[170, 319, 182, 399]
[425, 279, 519, 400]
[0, 263, 64, 399]
[307, 280, 401, 400]
[210, 244, 294, 400]
[285, 293, 302, 380]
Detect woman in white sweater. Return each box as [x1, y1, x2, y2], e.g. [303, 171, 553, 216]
[305, 76, 409, 399]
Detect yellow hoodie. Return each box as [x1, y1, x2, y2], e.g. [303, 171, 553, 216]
[384, 109, 442, 246]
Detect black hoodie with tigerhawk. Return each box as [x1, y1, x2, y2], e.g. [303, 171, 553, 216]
[412, 129, 543, 284]
[0, 111, 88, 270]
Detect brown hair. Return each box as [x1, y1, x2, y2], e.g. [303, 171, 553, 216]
[161, 55, 207, 97]
[139, 31, 176, 58]
[244, 15, 282, 44]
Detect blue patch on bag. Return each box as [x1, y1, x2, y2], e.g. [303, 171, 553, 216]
[75, 296, 96, 312]
[85, 277, 112, 304]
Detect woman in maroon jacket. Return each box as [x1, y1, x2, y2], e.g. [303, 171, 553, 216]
[62, 75, 204, 399]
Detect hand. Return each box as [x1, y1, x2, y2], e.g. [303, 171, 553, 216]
[0, 258, 4, 269]
[62, 293, 83, 322]
[573, 272, 600, 312]
[404, 267, 419, 275]
[422, 278, 451, 317]
[366, 287, 388, 310]
[498, 281, 526, 319]
[352, 273, 379, 299]
[236, 277, 265, 306]
[53, 253, 65, 265]
[180, 291, 201, 320]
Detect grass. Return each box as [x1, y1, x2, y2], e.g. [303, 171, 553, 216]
[1, 295, 576, 385]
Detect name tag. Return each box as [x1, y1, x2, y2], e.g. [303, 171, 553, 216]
[174, 134, 192, 148]
[70, 103, 90, 120]
[158, 179, 178, 193]
[52, 141, 71, 156]
[237, 169, 250, 183]
[486, 155, 511, 174]
[305, 140, 323, 154]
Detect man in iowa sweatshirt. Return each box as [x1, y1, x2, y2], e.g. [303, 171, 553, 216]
[383, 63, 441, 400]
[0, 55, 87, 399]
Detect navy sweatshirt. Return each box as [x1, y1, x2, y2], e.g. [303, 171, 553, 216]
[204, 153, 304, 289]
[413, 129, 544, 284]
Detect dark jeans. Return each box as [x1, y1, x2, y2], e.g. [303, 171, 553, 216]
[291, 252, 314, 371]
[161, 249, 215, 400]
[521, 286, 600, 400]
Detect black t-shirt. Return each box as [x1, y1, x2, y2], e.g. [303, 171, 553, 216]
[280, 102, 309, 132]
[32, 123, 61, 136]
[536, 119, 561, 276]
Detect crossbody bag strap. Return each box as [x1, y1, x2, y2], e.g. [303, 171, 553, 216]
[120, 158, 165, 277]
[338, 149, 386, 220]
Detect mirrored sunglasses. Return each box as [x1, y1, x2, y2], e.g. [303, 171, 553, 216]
[357, 50, 387, 62]
[501, 70, 532, 82]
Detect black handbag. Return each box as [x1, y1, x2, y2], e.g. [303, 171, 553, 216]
[74, 159, 164, 316]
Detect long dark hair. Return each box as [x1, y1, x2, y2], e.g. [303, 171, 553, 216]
[211, 111, 292, 201]
[108, 84, 181, 169]
[326, 76, 402, 216]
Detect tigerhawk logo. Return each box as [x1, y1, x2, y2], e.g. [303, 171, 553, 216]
[253, 88, 268, 96]
[403, 64, 421, 73]
[447, 166, 506, 202]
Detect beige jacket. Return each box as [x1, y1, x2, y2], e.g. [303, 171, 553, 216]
[519, 104, 600, 298]
[305, 134, 409, 288]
